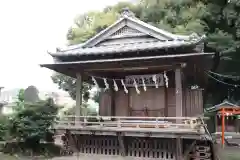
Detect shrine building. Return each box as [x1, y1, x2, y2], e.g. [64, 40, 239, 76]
[41, 9, 216, 160]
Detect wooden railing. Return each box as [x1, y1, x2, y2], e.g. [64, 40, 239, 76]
[54, 116, 207, 133]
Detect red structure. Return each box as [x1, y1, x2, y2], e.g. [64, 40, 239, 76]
[221, 107, 240, 147]
[206, 101, 240, 147]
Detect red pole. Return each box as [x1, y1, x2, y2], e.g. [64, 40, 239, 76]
[221, 108, 225, 148]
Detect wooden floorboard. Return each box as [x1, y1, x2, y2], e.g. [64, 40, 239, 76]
[55, 125, 200, 134]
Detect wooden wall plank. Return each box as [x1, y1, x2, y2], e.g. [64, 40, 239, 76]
[115, 90, 129, 116]
[99, 85, 204, 117]
[128, 87, 165, 117]
[183, 89, 203, 117]
[167, 88, 176, 117]
[99, 91, 112, 116]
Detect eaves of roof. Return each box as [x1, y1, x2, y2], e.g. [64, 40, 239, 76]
[41, 52, 214, 67]
[50, 37, 205, 57]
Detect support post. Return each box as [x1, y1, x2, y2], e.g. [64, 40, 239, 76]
[164, 83, 168, 117]
[75, 73, 82, 125]
[221, 108, 225, 148]
[176, 137, 183, 160]
[175, 68, 183, 122]
[110, 88, 115, 117]
[184, 140, 196, 160]
[215, 113, 218, 133]
[117, 132, 126, 156]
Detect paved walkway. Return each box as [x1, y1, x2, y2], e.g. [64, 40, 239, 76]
[51, 154, 156, 160]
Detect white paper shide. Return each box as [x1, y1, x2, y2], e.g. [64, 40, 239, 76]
[125, 74, 164, 87]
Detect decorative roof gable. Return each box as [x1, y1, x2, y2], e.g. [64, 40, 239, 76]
[82, 9, 190, 48]
[214, 101, 239, 109]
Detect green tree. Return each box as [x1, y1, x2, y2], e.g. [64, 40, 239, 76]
[51, 74, 91, 100]
[24, 86, 39, 103]
[139, 0, 207, 34]
[0, 115, 9, 141]
[0, 89, 26, 142]
[197, 0, 240, 105]
[0, 89, 61, 155]
[13, 89, 25, 112]
[200, 0, 240, 71]
[8, 97, 59, 153]
[63, 103, 97, 116]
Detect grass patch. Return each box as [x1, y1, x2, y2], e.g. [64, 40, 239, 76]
[222, 153, 240, 160]
[0, 153, 49, 160]
[0, 153, 20, 160]
[219, 148, 240, 160]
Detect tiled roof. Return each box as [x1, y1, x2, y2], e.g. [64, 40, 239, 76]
[51, 37, 204, 56]
[205, 100, 240, 112]
[49, 9, 205, 57]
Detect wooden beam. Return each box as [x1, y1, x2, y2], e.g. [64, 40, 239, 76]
[75, 73, 82, 124]
[175, 68, 183, 120]
[85, 64, 173, 72]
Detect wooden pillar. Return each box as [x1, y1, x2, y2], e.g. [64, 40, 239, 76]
[128, 88, 132, 116]
[175, 68, 183, 120]
[110, 88, 115, 117]
[176, 137, 183, 160]
[75, 73, 82, 124]
[221, 108, 225, 148]
[164, 84, 168, 117]
[117, 132, 126, 156]
[215, 113, 218, 133]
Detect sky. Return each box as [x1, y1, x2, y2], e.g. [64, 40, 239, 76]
[0, 0, 128, 91]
